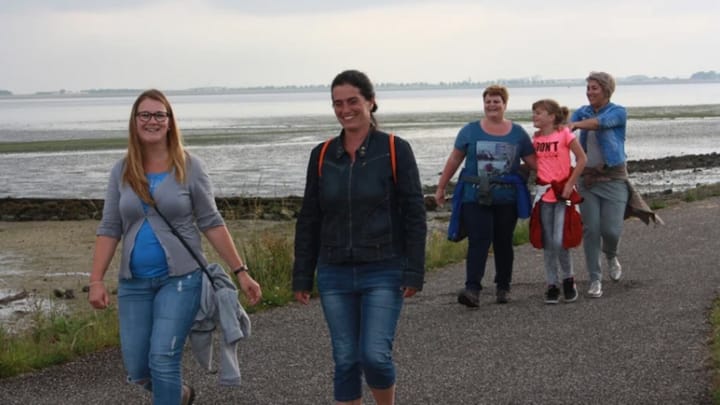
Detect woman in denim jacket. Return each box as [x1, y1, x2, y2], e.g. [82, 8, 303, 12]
[293, 70, 426, 405]
[568, 72, 628, 298]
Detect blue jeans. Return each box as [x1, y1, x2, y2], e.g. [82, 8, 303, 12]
[317, 261, 404, 402]
[118, 270, 202, 404]
[461, 202, 518, 292]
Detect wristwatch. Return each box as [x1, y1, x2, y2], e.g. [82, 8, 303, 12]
[232, 264, 249, 275]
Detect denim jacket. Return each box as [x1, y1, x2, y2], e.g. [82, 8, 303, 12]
[293, 129, 427, 291]
[571, 102, 627, 167]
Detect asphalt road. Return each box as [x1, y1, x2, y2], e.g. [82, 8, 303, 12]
[1, 196, 718, 404]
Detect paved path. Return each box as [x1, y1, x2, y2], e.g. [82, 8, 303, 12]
[1, 197, 719, 404]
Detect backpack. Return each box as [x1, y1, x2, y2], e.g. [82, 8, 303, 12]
[317, 133, 397, 183]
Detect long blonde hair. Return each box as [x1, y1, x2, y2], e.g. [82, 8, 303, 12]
[123, 89, 186, 204]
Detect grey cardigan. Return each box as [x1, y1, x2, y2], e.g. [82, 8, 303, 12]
[96, 153, 225, 280]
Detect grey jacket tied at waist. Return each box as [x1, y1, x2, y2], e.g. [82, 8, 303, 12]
[190, 263, 251, 386]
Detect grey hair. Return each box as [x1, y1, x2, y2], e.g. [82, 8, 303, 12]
[586, 71, 616, 98]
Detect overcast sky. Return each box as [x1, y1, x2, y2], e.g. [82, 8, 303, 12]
[1, 0, 718, 94]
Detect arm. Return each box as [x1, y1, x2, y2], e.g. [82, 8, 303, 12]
[88, 235, 119, 309]
[561, 138, 588, 199]
[203, 225, 261, 305]
[435, 148, 465, 207]
[395, 138, 427, 295]
[292, 145, 323, 303]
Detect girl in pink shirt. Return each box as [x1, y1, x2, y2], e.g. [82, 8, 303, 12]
[532, 99, 587, 304]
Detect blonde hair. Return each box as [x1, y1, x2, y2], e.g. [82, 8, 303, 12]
[123, 89, 187, 204]
[586, 71, 616, 98]
[532, 99, 570, 127]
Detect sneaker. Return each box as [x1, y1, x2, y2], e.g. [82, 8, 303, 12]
[496, 289, 510, 304]
[181, 384, 195, 405]
[457, 289, 480, 308]
[587, 280, 603, 298]
[544, 285, 560, 304]
[608, 257, 622, 281]
[562, 278, 578, 303]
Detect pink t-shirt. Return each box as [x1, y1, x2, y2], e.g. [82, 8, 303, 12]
[533, 127, 576, 203]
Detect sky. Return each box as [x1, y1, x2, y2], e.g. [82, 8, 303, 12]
[1, 0, 719, 94]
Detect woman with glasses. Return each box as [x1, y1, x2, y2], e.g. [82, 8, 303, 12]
[88, 89, 262, 404]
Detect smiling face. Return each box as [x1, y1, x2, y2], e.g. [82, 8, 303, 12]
[135, 98, 170, 146]
[331, 84, 374, 133]
[483, 94, 506, 120]
[586, 79, 610, 110]
[532, 107, 555, 131]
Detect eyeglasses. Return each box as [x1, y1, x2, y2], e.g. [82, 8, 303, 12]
[136, 111, 170, 122]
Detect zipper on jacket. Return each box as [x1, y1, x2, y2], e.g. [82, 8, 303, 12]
[347, 160, 354, 254]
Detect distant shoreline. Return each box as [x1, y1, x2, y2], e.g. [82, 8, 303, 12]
[2, 79, 720, 99]
[2, 153, 718, 222]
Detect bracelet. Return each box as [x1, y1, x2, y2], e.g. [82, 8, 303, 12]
[89, 281, 104, 287]
[232, 264, 249, 275]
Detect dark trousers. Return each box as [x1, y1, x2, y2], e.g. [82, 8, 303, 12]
[461, 202, 518, 292]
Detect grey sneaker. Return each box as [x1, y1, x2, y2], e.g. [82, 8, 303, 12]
[457, 289, 480, 308]
[587, 280, 602, 298]
[608, 257, 622, 281]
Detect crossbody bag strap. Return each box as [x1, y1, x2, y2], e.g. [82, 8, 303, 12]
[153, 205, 216, 289]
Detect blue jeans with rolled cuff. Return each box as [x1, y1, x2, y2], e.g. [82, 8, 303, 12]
[118, 270, 202, 404]
[317, 260, 404, 402]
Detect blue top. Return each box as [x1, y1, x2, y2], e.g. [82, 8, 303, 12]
[454, 121, 534, 204]
[97, 153, 225, 280]
[130, 172, 169, 278]
[571, 102, 627, 167]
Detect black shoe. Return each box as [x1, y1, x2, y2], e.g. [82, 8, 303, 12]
[544, 285, 560, 304]
[496, 289, 509, 304]
[457, 289, 480, 307]
[562, 277, 578, 303]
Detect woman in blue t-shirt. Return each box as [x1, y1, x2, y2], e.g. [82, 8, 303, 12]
[436, 85, 536, 307]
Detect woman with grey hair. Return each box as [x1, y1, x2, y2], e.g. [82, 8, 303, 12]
[567, 72, 627, 298]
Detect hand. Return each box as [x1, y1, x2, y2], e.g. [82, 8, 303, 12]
[434, 188, 446, 208]
[237, 272, 262, 305]
[403, 287, 418, 298]
[294, 291, 311, 305]
[88, 283, 109, 309]
[561, 183, 574, 200]
[565, 122, 576, 131]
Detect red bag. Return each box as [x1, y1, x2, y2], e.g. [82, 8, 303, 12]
[561, 188, 583, 249]
[529, 203, 543, 249]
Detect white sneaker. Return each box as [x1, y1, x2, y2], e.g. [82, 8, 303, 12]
[608, 257, 622, 281]
[587, 280, 603, 298]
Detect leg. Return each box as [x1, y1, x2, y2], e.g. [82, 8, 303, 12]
[117, 277, 154, 391]
[148, 271, 202, 404]
[461, 203, 493, 292]
[540, 201, 562, 286]
[579, 186, 602, 282]
[599, 180, 629, 260]
[318, 265, 363, 403]
[492, 203, 519, 292]
[358, 265, 403, 405]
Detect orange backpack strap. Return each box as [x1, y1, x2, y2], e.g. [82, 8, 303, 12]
[318, 134, 397, 184]
[317, 138, 333, 177]
[389, 133, 397, 184]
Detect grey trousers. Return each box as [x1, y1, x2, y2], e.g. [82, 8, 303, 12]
[540, 201, 574, 286]
[578, 179, 629, 282]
